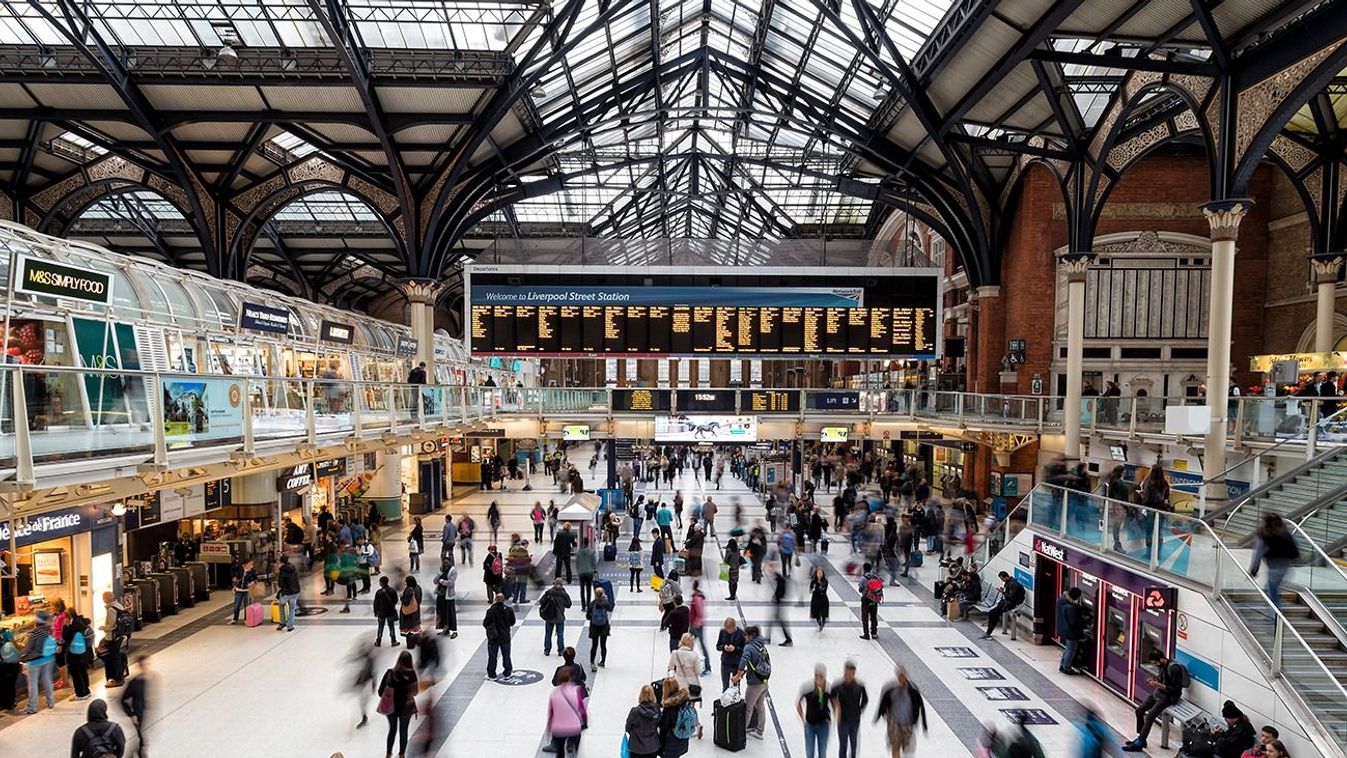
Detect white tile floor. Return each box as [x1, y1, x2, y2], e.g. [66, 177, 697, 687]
[0, 450, 1163, 756]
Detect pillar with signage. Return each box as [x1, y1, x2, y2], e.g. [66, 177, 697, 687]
[399, 279, 444, 380]
[366, 450, 405, 523]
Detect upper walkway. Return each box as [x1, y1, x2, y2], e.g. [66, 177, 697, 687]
[2, 364, 1342, 501]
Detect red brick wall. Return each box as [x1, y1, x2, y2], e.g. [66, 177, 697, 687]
[980, 157, 1275, 391]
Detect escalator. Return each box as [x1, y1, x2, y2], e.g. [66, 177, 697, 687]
[1208, 446, 1347, 546]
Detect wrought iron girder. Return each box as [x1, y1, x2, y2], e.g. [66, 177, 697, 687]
[1027, 49, 1217, 78]
[1030, 59, 1085, 152]
[947, 133, 1072, 160]
[30, 0, 220, 272]
[1185, 0, 1229, 72]
[308, 0, 417, 265]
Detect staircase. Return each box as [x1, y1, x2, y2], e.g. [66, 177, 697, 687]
[1213, 447, 1347, 546]
[1226, 590, 1347, 745]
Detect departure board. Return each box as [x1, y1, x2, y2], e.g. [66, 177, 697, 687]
[740, 390, 800, 413]
[466, 265, 941, 358]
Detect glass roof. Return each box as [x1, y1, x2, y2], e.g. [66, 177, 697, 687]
[272, 191, 381, 223]
[80, 189, 186, 220]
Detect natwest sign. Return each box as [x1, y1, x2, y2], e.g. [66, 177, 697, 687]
[276, 463, 314, 493]
[1033, 535, 1067, 563]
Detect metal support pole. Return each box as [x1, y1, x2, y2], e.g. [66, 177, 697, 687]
[150, 375, 167, 467]
[304, 381, 317, 447]
[11, 369, 33, 485]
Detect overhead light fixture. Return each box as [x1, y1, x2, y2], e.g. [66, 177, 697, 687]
[40, 49, 57, 69]
[111, 502, 127, 517]
[530, 84, 546, 99]
[217, 44, 239, 64]
[872, 86, 886, 101]
[201, 51, 218, 69]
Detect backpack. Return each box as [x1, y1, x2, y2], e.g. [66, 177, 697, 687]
[78, 722, 121, 758]
[114, 609, 135, 640]
[673, 702, 698, 739]
[865, 578, 885, 604]
[69, 627, 87, 655]
[746, 643, 772, 681]
[41, 634, 57, 658]
[459, 520, 470, 538]
[539, 591, 560, 621]
[0, 641, 18, 664]
[1171, 662, 1191, 689]
[491, 556, 503, 576]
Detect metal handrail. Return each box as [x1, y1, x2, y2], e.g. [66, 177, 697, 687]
[1206, 405, 1347, 485]
[1033, 484, 1347, 734]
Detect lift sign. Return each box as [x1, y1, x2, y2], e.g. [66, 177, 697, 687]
[1144, 586, 1177, 612]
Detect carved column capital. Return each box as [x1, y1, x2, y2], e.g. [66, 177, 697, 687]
[1200, 199, 1254, 243]
[1310, 255, 1345, 285]
[396, 277, 447, 304]
[974, 285, 1001, 299]
[1058, 252, 1096, 283]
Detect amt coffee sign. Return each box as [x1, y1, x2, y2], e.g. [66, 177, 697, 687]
[15, 254, 112, 304]
[277, 464, 314, 493]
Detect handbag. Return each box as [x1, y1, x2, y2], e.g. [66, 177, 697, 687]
[649, 575, 664, 592]
[376, 684, 396, 716]
[620, 733, 630, 758]
[718, 562, 731, 582]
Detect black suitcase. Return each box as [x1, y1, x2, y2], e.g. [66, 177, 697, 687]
[934, 580, 946, 599]
[714, 699, 747, 751]
[603, 543, 617, 561]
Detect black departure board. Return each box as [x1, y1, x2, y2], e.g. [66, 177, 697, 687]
[676, 389, 737, 412]
[740, 390, 800, 413]
[466, 266, 940, 358]
[613, 389, 672, 412]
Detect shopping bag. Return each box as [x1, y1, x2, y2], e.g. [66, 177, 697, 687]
[719, 684, 744, 707]
[946, 597, 961, 622]
[719, 562, 731, 582]
[649, 574, 664, 592]
[376, 685, 395, 716]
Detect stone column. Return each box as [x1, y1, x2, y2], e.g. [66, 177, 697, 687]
[398, 279, 445, 379]
[1312, 255, 1344, 354]
[972, 285, 1004, 394]
[1059, 254, 1094, 462]
[1201, 200, 1252, 510]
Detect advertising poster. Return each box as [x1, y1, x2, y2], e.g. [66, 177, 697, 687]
[4, 318, 45, 364]
[162, 377, 244, 442]
[562, 424, 591, 441]
[32, 551, 63, 585]
[654, 415, 757, 443]
[819, 426, 850, 442]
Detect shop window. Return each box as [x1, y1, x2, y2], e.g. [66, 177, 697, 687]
[1105, 608, 1127, 656]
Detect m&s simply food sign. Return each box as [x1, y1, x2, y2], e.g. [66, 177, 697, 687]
[15, 254, 112, 304]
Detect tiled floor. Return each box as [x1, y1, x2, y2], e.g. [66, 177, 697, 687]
[1, 451, 1153, 756]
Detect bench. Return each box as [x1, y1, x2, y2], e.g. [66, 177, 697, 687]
[1158, 699, 1214, 749]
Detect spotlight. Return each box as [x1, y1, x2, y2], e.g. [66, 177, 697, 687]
[530, 84, 546, 99]
[217, 44, 239, 64]
[111, 502, 127, 517]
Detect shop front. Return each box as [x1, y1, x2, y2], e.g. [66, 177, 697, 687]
[1032, 534, 1177, 703]
[1, 503, 120, 651]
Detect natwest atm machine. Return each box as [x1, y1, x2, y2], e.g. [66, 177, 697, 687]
[1032, 534, 1177, 703]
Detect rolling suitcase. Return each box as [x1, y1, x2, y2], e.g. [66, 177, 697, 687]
[271, 601, 283, 624]
[594, 577, 615, 608]
[603, 543, 618, 562]
[713, 699, 747, 751]
[245, 602, 264, 627]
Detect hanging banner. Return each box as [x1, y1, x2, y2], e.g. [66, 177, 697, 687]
[72, 317, 146, 426]
[239, 302, 291, 334]
[14, 254, 112, 303]
[162, 377, 244, 442]
[396, 335, 419, 357]
[315, 457, 347, 478]
[204, 479, 232, 511]
[320, 320, 355, 345]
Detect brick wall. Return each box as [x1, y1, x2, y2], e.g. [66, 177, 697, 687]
[985, 156, 1276, 389]
[1263, 169, 1317, 352]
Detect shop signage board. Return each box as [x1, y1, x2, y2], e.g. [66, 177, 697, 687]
[277, 463, 314, 493]
[466, 428, 506, 438]
[239, 302, 291, 334]
[14, 254, 112, 303]
[396, 335, 418, 357]
[315, 458, 348, 478]
[808, 391, 861, 410]
[0, 504, 115, 548]
[1144, 586, 1177, 612]
[198, 542, 232, 564]
[1033, 535, 1068, 563]
[320, 319, 355, 344]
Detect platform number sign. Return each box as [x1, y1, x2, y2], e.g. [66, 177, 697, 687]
[1144, 586, 1177, 612]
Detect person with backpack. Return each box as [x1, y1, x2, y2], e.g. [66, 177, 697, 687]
[545, 666, 588, 755]
[980, 571, 1027, 639]
[119, 655, 151, 758]
[624, 684, 662, 758]
[731, 625, 772, 741]
[434, 558, 458, 638]
[62, 606, 95, 700]
[875, 666, 927, 758]
[20, 610, 57, 713]
[587, 586, 613, 672]
[796, 664, 833, 758]
[539, 577, 573, 657]
[483, 592, 517, 680]
[1122, 649, 1189, 752]
[70, 698, 127, 758]
[657, 677, 694, 758]
[858, 563, 882, 640]
[373, 576, 400, 646]
[482, 544, 504, 601]
[0, 628, 21, 713]
[627, 537, 645, 593]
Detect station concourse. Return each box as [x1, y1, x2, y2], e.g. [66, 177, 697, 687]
[1, 1, 1347, 757]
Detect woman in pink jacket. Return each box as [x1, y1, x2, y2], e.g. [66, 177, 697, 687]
[546, 667, 587, 755]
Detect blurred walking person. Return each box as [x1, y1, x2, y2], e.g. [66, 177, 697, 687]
[434, 558, 458, 638]
[119, 655, 152, 758]
[378, 651, 421, 758]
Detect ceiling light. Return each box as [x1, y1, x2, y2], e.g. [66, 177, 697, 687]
[280, 50, 298, 71]
[872, 86, 886, 101]
[217, 44, 239, 63]
[110, 502, 127, 517]
[530, 84, 546, 99]
[201, 52, 218, 70]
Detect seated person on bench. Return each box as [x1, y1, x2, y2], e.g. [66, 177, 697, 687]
[980, 571, 1026, 638]
[1122, 650, 1189, 752]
